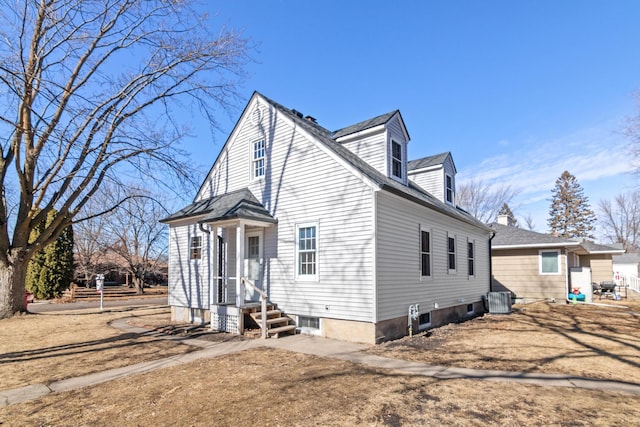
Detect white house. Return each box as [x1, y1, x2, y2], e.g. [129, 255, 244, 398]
[160, 92, 493, 344]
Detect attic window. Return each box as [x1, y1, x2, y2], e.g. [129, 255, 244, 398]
[445, 174, 454, 204]
[391, 140, 403, 179]
[252, 139, 265, 179]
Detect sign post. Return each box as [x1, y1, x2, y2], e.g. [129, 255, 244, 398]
[96, 274, 105, 311]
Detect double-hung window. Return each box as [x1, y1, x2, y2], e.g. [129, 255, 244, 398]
[190, 236, 202, 261]
[447, 235, 456, 272]
[252, 139, 265, 179]
[467, 241, 475, 277]
[445, 174, 454, 205]
[540, 250, 560, 274]
[420, 229, 431, 277]
[297, 224, 317, 278]
[391, 140, 403, 180]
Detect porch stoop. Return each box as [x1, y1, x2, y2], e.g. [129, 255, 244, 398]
[246, 304, 297, 338]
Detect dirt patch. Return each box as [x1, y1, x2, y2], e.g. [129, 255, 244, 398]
[1, 347, 638, 426]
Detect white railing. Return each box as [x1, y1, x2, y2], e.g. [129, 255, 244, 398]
[620, 274, 640, 294]
[240, 277, 268, 339]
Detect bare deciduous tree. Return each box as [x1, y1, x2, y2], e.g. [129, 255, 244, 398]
[102, 187, 168, 295]
[598, 190, 640, 251]
[456, 179, 520, 224]
[0, 0, 249, 318]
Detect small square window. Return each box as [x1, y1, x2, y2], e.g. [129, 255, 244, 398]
[540, 250, 560, 275]
[419, 312, 431, 330]
[466, 303, 474, 314]
[298, 316, 319, 329]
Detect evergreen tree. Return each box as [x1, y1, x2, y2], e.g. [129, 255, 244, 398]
[26, 211, 75, 299]
[547, 171, 596, 239]
[497, 203, 518, 227]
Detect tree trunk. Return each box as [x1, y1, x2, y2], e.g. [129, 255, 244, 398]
[0, 253, 29, 319]
[133, 276, 144, 295]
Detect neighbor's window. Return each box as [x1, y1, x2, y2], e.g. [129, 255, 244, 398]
[540, 250, 560, 274]
[252, 139, 265, 179]
[391, 140, 403, 179]
[445, 174, 454, 204]
[297, 224, 317, 277]
[190, 236, 202, 260]
[448, 235, 456, 271]
[420, 229, 431, 277]
[467, 241, 475, 277]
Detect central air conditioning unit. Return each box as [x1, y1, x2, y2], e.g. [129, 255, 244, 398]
[487, 292, 512, 314]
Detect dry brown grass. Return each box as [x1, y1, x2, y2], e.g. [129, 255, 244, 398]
[369, 296, 640, 385]
[1, 297, 639, 425]
[0, 306, 195, 391]
[2, 348, 639, 426]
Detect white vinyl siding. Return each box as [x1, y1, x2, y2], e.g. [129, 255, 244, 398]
[376, 191, 490, 321]
[167, 224, 210, 309]
[194, 98, 375, 322]
[339, 130, 387, 174]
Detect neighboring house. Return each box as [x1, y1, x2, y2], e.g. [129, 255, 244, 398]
[490, 216, 624, 302]
[613, 253, 640, 279]
[161, 91, 493, 344]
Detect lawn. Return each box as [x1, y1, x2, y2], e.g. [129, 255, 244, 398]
[0, 298, 639, 426]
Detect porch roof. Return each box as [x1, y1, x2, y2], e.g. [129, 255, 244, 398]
[160, 188, 276, 225]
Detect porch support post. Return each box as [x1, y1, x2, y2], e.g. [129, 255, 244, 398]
[236, 222, 245, 334]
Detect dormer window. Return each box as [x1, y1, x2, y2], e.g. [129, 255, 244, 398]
[445, 173, 454, 205]
[391, 140, 403, 180]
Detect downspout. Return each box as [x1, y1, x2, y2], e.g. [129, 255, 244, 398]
[488, 231, 496, 292]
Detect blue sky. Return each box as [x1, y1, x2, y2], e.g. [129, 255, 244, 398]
[185, 1, 640, 235]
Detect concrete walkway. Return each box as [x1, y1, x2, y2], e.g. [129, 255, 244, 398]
[3, 319, 640, 408]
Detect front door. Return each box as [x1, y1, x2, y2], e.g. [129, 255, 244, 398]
[245, 231, 263, 301]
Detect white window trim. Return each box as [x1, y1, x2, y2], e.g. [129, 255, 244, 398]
[295, 222, 319, 281]
[539, 249, 561, 275]
[418, 312, 431, 331]
[447, 234, 457, 274]
[189, 235, 202, 262]
[297, 315, 321, 336]
[467, 239, 475, 278]
[250, 138, 265, 181]
[420, 226, 432, 280]
[445, 173, 455, 205]
[389, 138, 405, 183]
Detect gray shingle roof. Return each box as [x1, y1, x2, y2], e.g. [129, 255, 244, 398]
[259, 93, 490, 232]
[489, 223, 580, 248]
[331, 110, 399, 140]
[160, 188, 276, 224]
[408, 152, 451, 171]
[613, 253, 640, 264]
[489, 223, 625, 254]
